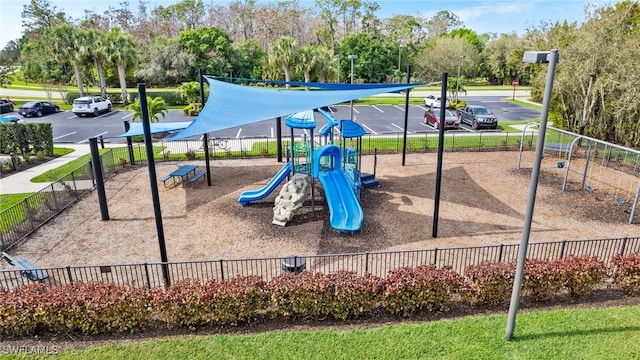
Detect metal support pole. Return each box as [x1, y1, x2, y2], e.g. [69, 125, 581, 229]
[401, 65, 411, 166]
[276, 117, 283, 162]
[124, 121, 135, 165]
[199, 69, 212, 186]
[89, 137, 109, 221]
[139, 83, 170, 287]
[433, 72, 448, 237]
[505, 49, 558, 341]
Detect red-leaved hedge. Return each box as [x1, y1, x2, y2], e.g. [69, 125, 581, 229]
[1, 255, 638, 337]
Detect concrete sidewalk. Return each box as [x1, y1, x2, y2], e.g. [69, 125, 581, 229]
[0, 144, 93, 194]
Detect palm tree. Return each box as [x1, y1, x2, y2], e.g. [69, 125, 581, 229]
[77, 29, 109, 98]
[177, 81, 201, 103]
[298, 45, 317, 89]
[128, 96, 168, 122]
[106, 29, 137, 104]
[313, 46, 337, 83]
[46, 24, 85, 96]
[269, 37, 298, 88]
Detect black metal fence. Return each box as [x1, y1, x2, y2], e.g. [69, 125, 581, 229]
[2, 237, 638, 290]
[0, 146, 147, 252]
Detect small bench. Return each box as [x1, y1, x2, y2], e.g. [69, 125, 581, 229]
[188, 171, 207, 187]
[2, 252, 49, 282]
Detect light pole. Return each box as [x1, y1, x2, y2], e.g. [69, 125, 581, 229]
[349, 54, 358, 121]
[505, 49, 559, 341]
[455, 55, 465, 103]
[397, 44, 403, 83]
[336, 54, 341, 83]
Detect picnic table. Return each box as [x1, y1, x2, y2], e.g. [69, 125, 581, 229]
[161, 164, 199, 188]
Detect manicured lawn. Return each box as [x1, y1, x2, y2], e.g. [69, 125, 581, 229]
[45, 305, 640, 359]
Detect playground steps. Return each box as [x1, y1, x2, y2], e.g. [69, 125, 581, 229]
[361, 173, 379, 188]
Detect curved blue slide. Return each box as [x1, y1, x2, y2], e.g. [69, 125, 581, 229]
[238, 162, 292, 205]
[318, 169, 364, 233]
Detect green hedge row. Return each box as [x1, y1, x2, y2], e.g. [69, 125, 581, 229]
[0, 122, 53, 156]
[1, 254, 639, 337]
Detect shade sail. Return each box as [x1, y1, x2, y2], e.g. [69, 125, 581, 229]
[168, 78, 422, 141]
[113, 121, 192, 138]
[0, 116, 20, 123]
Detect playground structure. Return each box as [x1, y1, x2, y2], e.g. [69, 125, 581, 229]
[518, 123, 640, 224]
[238, 108, 375, 234]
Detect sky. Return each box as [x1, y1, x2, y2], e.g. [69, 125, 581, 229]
[0, 0, 615, 48]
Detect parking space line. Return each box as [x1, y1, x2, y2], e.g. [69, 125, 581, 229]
[121, 113, 133, 119]
[67, 115, 78, 119]
[372, 105, 384, 113]
[79, 131, 109, 143]
[393, 105, 405, 111]
[391, 123, 407, 133]
[235, 129, 242, 139]
[53, 132, 76, 141]
[360, 123, 377, 135]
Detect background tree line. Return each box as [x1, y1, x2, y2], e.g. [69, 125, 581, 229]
[0, 0, 638, 147]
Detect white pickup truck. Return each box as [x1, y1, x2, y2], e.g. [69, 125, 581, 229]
[72, 96, 112, 117]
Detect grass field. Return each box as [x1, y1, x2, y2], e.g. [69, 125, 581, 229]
[25, 305, 639, 359]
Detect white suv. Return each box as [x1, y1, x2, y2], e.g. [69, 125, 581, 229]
[72, 96, 112, 117]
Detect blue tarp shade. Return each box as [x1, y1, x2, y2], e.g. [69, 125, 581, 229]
[285, 110, 316, 129]
[226, 77, 411, 91]
[0, 116, 20, 123]
[114, 121, 192, 138]
[168, 78, 422, 141]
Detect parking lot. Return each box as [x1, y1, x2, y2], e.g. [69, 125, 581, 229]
[14, 96, 540, 144]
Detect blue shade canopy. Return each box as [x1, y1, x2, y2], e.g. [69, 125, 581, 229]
[169, 78, 422, 141]
[285, 110, 316, 129]
[113, 121, 192, 138]
[0, 116, 20, 123]
[340, 120, 366, 138]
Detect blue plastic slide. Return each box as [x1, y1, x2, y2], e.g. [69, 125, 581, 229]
[318, 169, 364, 233]
[238, 162, 292, 205]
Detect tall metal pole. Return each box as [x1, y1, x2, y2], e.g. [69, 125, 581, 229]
[455, 55, 464, 102]
[433, 72, 448, 236]
[139, 83, 170, 287]
[401, 65, 411, 166]
[349, 54, 358, 121]
[505, 49, 558, 341]
[397, 44, 402, 83]
[198, 69, 212, 186]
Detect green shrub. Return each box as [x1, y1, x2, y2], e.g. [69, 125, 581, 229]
[556, 256, 606, 297]
[130, 90, 185, 106]
[465, 261, 515, 306]
[610, 253, 640, 295]
[523, 259, 564, 302]
[384, 265, 463, 316]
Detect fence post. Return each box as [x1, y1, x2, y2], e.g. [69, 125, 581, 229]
[559, 240, 566, 259]
[144, 263, 151, 289]
[619, 237, 628, 255]
[219, 259, 225, 281]
[498, 244, 504, 262]
[433, 248, 438, 265]
[66, 266, 73, 283]
[365, 252, 369, 273]
[50, 183, 59, 210]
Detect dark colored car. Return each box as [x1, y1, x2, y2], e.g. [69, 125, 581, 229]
[18, 101, 60, 117]
[424, 107, 460, 130]
[0, 99, 14, 114]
